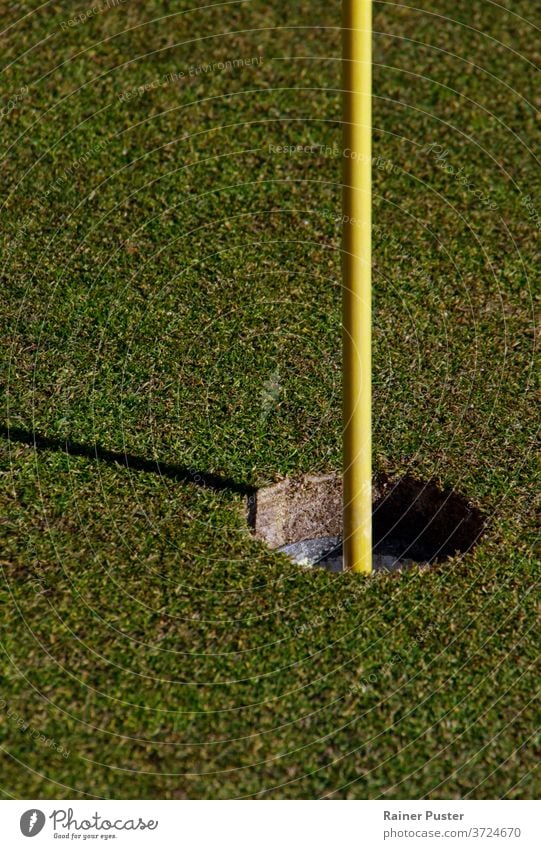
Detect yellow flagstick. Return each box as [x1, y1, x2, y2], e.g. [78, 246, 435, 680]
[342, 0, 372, 574]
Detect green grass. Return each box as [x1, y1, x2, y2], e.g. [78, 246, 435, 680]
[0, 0, 539, 798]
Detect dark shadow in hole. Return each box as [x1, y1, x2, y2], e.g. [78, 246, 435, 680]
[0, 426, 256, 498]
[373, 474, 485, 563]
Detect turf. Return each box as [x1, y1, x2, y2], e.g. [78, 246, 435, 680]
[0, 0, 539, 799]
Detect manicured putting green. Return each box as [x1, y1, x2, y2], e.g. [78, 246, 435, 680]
[0, 0, 538, 800]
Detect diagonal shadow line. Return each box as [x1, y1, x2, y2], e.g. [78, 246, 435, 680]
[0, 426, 256, 498]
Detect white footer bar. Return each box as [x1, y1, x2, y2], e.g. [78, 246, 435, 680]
[3, 800, 539, 848]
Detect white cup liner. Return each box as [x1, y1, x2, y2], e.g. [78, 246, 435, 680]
[278, 536, 426, 573]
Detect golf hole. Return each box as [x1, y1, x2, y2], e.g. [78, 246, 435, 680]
[248, 473, 485, 574]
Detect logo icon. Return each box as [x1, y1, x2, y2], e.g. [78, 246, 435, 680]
[20, 809, 46, 837]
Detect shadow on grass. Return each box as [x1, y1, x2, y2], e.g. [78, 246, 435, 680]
[0, 425, 256, 498]
[2, 428, 485, 565]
